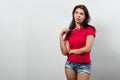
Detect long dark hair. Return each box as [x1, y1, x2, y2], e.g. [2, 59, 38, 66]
[67, 4, 95, 36]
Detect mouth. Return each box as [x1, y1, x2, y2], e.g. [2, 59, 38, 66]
[76, 18, 80, 21]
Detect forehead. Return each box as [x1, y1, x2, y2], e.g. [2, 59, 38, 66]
[75, 8, 84, 13]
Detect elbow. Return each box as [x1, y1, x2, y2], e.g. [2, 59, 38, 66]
[62, 53, 68, 56]
[63, 53, 69, 56]
[62, 51, 69, 56]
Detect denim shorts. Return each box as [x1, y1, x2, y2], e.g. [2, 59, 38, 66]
[65, 61, 91, 74]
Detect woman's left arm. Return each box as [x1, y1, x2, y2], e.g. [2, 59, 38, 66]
[69, 35, 95, 54]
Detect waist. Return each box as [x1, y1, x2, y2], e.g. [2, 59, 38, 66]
[67, 53, 91, 63]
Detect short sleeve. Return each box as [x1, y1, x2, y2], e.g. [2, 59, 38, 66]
[86, 27, 96, 37]
[64, 34, 69, 41]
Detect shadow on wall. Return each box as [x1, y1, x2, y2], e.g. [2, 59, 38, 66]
[90, 24, 120, 80]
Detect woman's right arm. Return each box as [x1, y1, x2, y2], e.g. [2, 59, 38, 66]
[59, 28, 70, 56]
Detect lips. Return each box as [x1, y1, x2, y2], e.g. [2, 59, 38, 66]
[76, 18, 80, 21]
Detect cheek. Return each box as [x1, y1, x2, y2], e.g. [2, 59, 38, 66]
[74, 14, 77, 18]
[81, 16, 85, 21]
[81, 15, 85, 19]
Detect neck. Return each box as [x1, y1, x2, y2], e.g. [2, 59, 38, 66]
[75, 23, 81, 29]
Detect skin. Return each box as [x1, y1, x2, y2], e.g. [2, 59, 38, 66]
[60, 8, 94, 80]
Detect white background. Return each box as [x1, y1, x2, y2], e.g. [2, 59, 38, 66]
[0, 0, 120, 80]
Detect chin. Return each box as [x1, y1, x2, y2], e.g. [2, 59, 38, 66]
[76, 21, 81, 24]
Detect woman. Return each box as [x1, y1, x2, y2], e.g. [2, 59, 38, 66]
[59, 4, 96, 80]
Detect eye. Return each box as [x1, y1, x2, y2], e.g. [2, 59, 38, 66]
[80, 12, 84, 15]
[75, 11, 78, 14]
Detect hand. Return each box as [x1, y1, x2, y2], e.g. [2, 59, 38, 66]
[60, 27, 69, 36]
[69, 50, 73, 54]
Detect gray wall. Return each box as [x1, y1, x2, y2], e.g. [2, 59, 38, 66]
[0, 0, 120, 80]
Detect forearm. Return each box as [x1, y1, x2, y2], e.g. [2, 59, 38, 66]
[70, 36, 94, 55]
[70, 47, 89, 55]
[59, 36, 69, 56]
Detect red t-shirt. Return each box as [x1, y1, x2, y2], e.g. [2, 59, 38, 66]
[64, 26, 96, 63]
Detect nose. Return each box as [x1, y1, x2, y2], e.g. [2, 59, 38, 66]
[77, 13, 81, 17]
[77, 14, 80, 18]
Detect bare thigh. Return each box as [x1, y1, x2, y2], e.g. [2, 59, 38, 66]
[65, 68, 77, 80]
[77, 73, 90, 80]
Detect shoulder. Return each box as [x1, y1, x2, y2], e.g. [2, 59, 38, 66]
[86, 25, 96, 31]
[84, 25, 96, 37]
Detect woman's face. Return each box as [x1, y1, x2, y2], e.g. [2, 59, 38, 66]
[74, 8, 85, 24]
